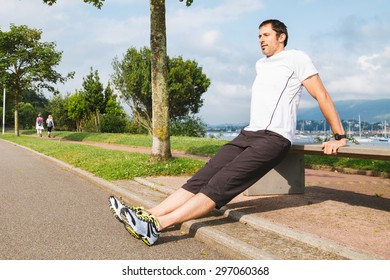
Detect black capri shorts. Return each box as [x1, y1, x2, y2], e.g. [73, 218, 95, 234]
[181, 130, 291, 208]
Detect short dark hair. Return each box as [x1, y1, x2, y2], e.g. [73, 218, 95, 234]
[259, 19, 288, 47]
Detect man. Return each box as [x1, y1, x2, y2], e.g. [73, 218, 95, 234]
[109, 19, 347, 246]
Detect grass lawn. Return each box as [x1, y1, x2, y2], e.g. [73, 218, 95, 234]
[20, 130, 228, 157]
[0, 133, 206, 180]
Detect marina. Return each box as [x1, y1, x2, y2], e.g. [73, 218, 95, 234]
[206, 117, 389, 147]
[206, 131, 390, 147]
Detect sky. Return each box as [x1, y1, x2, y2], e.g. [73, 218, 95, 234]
[1, 0, 389, 125]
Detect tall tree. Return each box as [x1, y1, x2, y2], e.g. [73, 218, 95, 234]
[168, 56, 210, 118]
[82, 68, 105, 131]
[0, 24, 73, 136]
[150, 0, 170, 160]
[103, 81, 115, 112]
[43, 0, 194, 161]
[68, 90, 88, 132]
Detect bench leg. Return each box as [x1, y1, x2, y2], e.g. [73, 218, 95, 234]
[244, 153, 305, 196]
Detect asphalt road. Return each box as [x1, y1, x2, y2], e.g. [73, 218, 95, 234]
[0, 139, 227, 260]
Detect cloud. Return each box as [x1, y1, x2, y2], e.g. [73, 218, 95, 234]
[306, 12, 390, 105]
[320, 47, 390, 100]
[358, 54, 381, 71]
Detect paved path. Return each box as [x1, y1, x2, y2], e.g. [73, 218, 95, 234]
[0, 139, 227, 260]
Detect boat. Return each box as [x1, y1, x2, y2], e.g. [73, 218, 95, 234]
[355, 137, 374, 143]
[355, 115, 374, 143]
[378, 121, 389, 142]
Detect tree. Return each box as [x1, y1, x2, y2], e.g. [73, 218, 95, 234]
[112, 47, 153, 134]
[68, 90, 88, 132]
[101, 82, 129, 133]
[0, 24, 73, 136]
[82, 68, 105, 131]
[47, 93, 75, 131]
[18, 102, 36, 129]
[43, 0, 194, 161]
[112, 47, 210, 134]
[168, 56, 210, 118]
[103, 81, 115, 112]
[170, 115, 206, 137]
[150, 0, 170, 160]
[23, 90, 49, 116]
[0, 88, 48, 130]
[100, 97, 128, 133]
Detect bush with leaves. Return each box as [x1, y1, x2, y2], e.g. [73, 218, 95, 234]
[170, 115, 206, 137]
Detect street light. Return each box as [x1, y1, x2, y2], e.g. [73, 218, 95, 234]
[2, 86, 5, 135]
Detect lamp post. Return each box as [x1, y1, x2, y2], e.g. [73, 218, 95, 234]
[2, 87, 5, 135]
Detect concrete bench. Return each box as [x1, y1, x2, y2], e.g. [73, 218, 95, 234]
[245, 144, 390, 196]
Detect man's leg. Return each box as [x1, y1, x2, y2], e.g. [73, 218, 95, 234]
[155, 192, 216, 230]
[147, 188, 195, 217]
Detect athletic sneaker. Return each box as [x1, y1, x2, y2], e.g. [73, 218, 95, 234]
[120, 207, 161, 246]
[108, 196, 144, 223]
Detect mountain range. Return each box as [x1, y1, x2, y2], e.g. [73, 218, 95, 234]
[298, 99, 390, 123]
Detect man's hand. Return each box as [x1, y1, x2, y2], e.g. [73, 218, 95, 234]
[322, 139, 347, 155]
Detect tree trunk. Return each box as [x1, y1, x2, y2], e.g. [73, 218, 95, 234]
[150, 0, 171, 161]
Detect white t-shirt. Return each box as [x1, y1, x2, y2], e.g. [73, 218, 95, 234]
[244, 49, 318, 142]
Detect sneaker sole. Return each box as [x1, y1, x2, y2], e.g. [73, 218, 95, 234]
[108, 196, 126, 223]
[124, 224, 141, 239]
[110, 207, 125, 223]
[141, 237, 154, 246]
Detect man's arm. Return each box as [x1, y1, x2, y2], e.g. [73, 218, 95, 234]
[302, 74, 347, 154]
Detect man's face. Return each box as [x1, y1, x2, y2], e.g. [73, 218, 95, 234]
[258, 23, 285, 57]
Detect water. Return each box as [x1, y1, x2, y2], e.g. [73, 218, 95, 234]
[206, 132, 390, 148]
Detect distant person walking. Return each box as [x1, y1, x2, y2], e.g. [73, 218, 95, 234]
[36, 113, 44, 137]
[46, 115, 54, 138]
